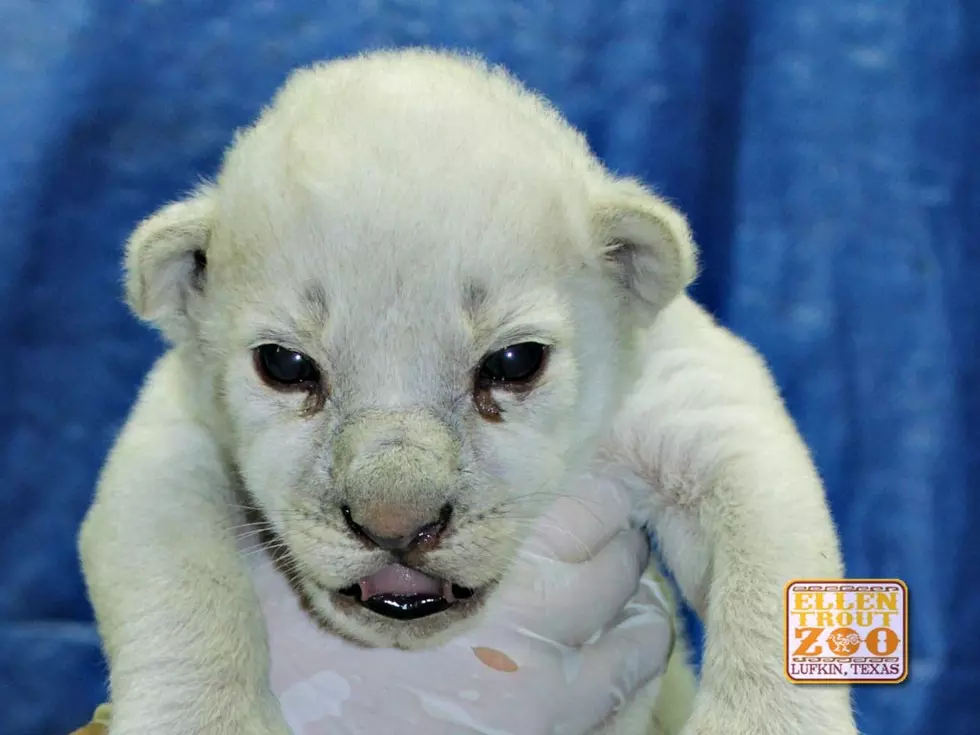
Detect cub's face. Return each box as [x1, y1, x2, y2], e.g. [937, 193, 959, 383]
[207, 167, 629, 650]
[125, 50, 695, 649]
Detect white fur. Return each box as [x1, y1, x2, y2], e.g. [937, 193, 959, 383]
[80, 48, 857, 734]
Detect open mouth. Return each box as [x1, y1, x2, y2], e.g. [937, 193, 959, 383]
[337, 563, 476, 620]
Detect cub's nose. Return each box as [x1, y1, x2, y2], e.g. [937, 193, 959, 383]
[342, 504, 453, 552]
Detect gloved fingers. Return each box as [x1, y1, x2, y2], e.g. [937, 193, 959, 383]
[495, 528, 651, 646]
[539, 576, 675, 734]
[522, 476, 635, 563]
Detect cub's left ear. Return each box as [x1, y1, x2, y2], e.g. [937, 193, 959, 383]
[591, 179, 698, 316]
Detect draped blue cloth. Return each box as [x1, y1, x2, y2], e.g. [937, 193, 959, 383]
[1, 2, 976, 733]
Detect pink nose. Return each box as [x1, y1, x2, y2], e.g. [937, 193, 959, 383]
[342, 504, 452, 552]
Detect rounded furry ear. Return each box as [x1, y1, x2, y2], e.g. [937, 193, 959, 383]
[124, 186, 214, 343]
[592, 179, 698, 316]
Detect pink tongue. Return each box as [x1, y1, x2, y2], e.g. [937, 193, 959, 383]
[358, 564, 444, 599]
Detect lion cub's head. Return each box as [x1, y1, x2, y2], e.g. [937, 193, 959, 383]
[123, 49, 695, 649]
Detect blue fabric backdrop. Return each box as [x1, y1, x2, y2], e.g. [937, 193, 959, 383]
[1, 2, 977, 734]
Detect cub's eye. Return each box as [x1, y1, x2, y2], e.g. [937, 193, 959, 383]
[254, 344, 319, 388]
[478, 342, 548, 384]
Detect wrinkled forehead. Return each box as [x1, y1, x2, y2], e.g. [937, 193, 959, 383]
[211, 122, 594, 347]
[221, 175, 579, 304]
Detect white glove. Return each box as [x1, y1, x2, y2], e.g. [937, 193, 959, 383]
[246, 480, 674, 735]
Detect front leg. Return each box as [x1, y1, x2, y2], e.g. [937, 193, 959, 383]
[610, 297, 857, 735]
[79, 353, 290, 735]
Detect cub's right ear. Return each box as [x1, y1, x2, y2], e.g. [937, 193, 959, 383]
[124, 187, 214, 344]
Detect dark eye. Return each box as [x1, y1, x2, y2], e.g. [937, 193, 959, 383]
[478, 342, 547, 384]
[254, 344, 319, 388]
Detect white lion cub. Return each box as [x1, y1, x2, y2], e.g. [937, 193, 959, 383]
[79, 48, 857, 734]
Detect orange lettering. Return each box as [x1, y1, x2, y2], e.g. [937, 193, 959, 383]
[793, 627, 823, 656]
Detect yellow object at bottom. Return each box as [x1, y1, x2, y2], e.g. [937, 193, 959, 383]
[69, 703, 111, 735]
